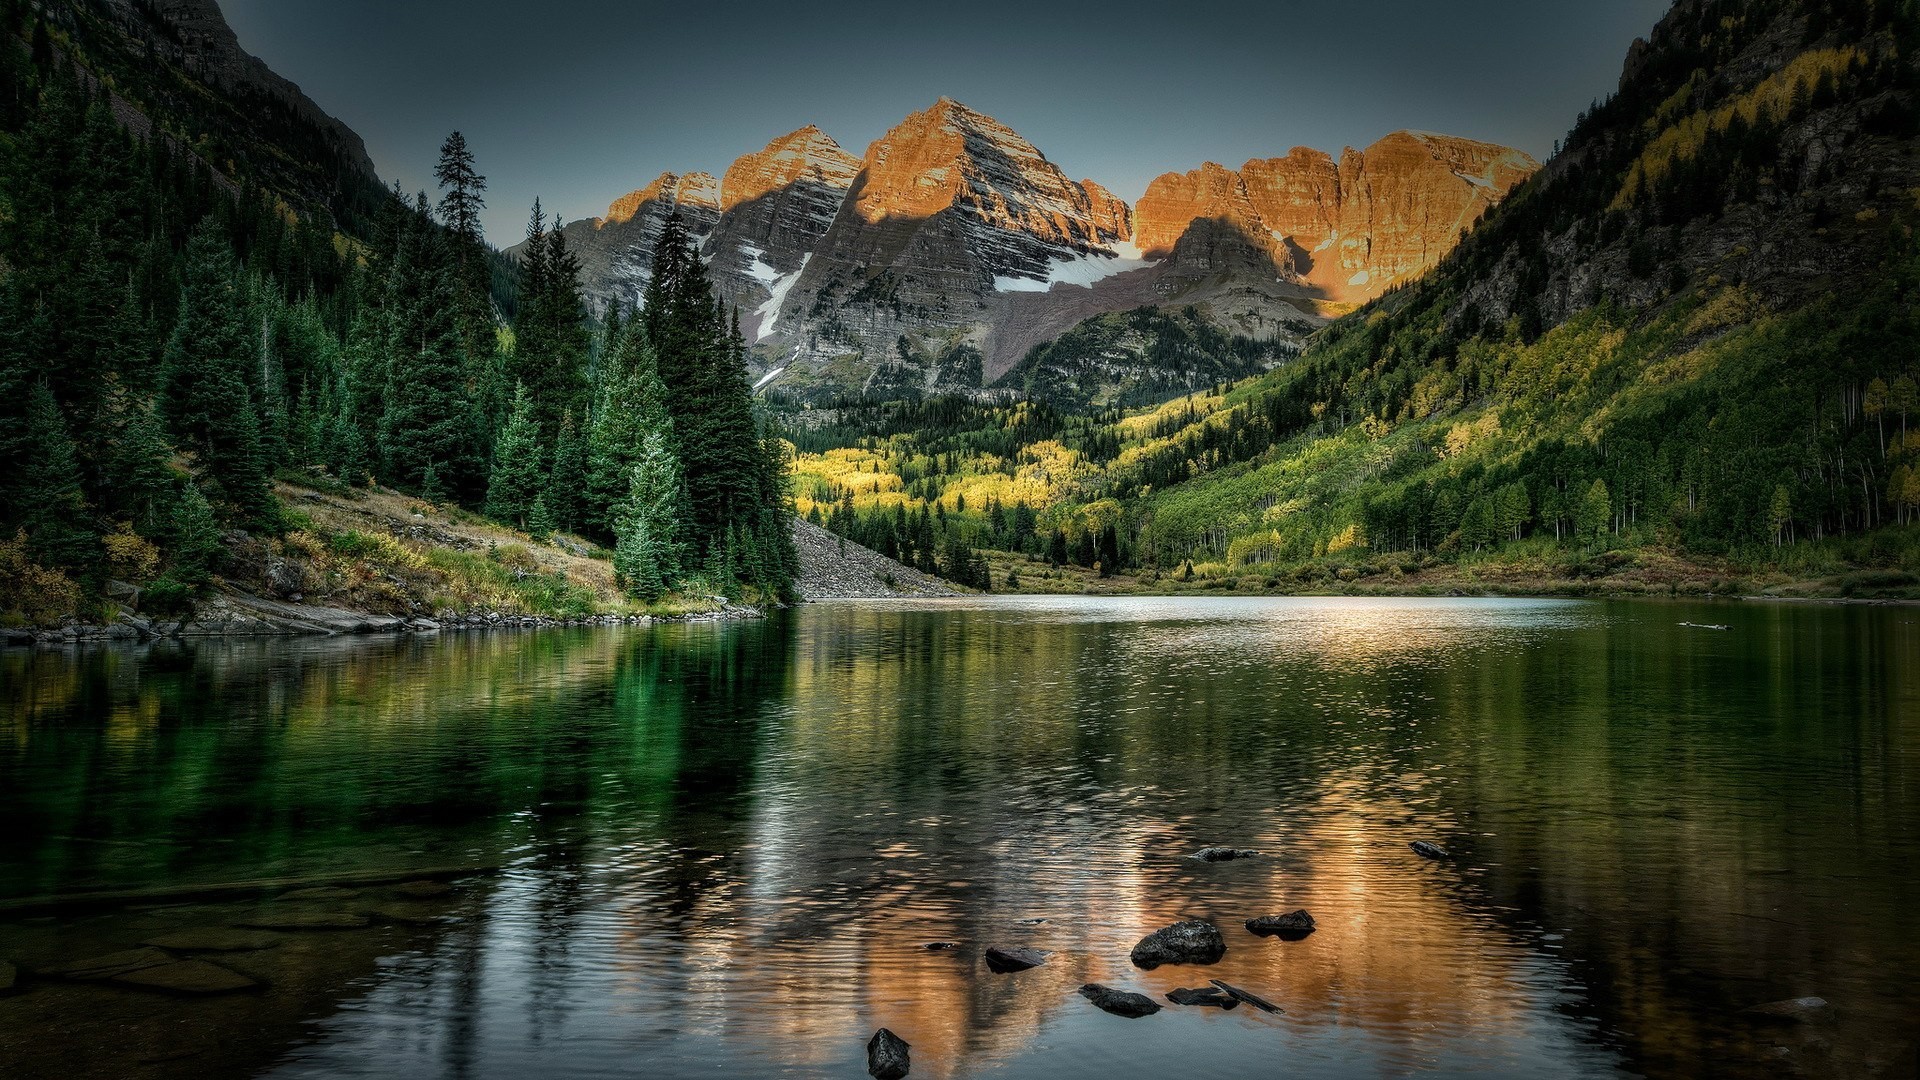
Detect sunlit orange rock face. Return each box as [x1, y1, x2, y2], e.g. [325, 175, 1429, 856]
[603, 171, 720, 226]
[718, 124, 861, 212]
[841, 97, 1128, 251]
[1134, 132, 1538, 301]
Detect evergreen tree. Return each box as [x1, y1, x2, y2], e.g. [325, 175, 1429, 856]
[613, 430, 686, 600]
[379, 206, 475, 492]
[17, 382, 97, 572]
[527, 493, 555, 541]
[160, 224, 275, 528]
[485, 384, 545, 527]
[547, 410, 588, 533]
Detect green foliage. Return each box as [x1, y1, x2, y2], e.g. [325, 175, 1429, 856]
[485, 384, 545, 528]
[612, 432, 686, 600]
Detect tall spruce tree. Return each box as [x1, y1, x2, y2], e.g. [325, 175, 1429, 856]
[613, 430, 685, 600]
[639, 216, 796, 598]
[485, 383, 545, 527]
[379, 199, 476, 493]
[160, 224, 275, 528]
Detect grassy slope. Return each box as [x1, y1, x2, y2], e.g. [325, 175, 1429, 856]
[249, 477, 723, 620]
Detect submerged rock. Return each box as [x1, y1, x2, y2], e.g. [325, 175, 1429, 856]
[389, 880, 455, 899]
[1209, 979, 1283, 1014]
[1130, 920, 1226, 969]
[278, 887, 362, 901]
[1741, 997, 1832, 1024]
[1078, 983, 1162, 1018]
[1246, 910, 1317, 939]
[42, 947, 174, 980]
[112, 959, 257, 995]
[1410, 841, 1451, 860]
[0, 960, 15, 991]
[921, 941, 961, 951]
[142, 929, 284, 952]
[867, 1027, 911, 1079]
[1192, 848, 1259, 862]
[236, 911, 370, 931]
[984, 946, 1050, 973]
[1167, 986, 1239, 1008]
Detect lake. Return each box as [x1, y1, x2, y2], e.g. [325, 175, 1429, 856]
[2, 597, 1916, 1079]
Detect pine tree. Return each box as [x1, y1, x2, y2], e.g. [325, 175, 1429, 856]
[527, 493, 555, 541]
[17, 382, 97, 572]
[485, 384, 545, 527]
[613, 430, 686, 600]
[161, 224, 275, 529]
[547, 410, 588, 533]
[379, 206, 475, 493]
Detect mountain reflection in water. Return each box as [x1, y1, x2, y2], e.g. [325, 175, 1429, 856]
[1, 597, 1914, 1080]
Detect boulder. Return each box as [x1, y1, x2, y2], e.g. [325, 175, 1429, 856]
[236, 911, 370, 930]
[1078, 983, 1163, 1018]
[1410, 841, 1451, 860]
[142, 929, 284, 952]
[1741, 997, 1831, 1024]
[867, 1027, 911, 1079]
[1209, 979, 1283, 1014]
[1167, 986, 1238, 1008]
[278, 886, 362, 901]
[984, 946, 1050, 973]
[112, 959, 257, 995]
[42, 947, 175, 980]
[1130, 920, 1226, 969]
[1246, 910, 1317, 939]
[1192, 848, 1259, 862]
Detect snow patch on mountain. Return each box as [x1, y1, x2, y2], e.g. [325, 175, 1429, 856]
[993, 245, 1157, 293]
[756, 253, 810, 340]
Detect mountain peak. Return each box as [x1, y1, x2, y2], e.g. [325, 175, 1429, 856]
[721, 127, 861, 211]
[605, 170, 719, 225]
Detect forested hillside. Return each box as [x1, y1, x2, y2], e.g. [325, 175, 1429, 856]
[791, 0, 1920, 597]
[0, 0, 795, 630]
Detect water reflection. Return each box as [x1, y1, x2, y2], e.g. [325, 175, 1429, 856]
[1, 598, 1915, 1079]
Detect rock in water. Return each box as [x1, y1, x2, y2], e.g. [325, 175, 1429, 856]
[867, 1028, 911, 1079]
[1167, 986, 1239, 1008]
[0, 961, 15, 991]
[112, 959, 257, 995]
[1741, 997, 1831, 1024]
[278, 886, 362, 901]
[1209, 979, 1283, 1014]
[1246, 910, 1317, 939]
[1078, 983, 1163, 1018]
[1130, 920, 1226, 969]
[1410, 841, 1451, 860]
[1192, 848, 1259, 862]
[42, 947, 175, 980]
[236, 912, 370, 930]
[984, 946, 1050, 973]
[389, 880, 456, 899]
[921, 941, 961, 951]
[143, 929, 284, 952]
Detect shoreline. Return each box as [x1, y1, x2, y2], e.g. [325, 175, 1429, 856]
[16, 587, 1914, 647]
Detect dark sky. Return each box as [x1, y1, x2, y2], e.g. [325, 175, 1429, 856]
[219, 0, 1673, 245]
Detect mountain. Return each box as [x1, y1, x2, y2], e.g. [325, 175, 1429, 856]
[38, 0, 385, 226]
[1062, 0, 1920, 579]
[1132, 133, 1540, 302]
[789, 0, 1920, 599]
[535, 100, 1538, 404]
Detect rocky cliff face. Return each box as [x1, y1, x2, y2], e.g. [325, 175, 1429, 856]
[1132, 133, 1538, 304]
[541, 101, 1537, 402]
